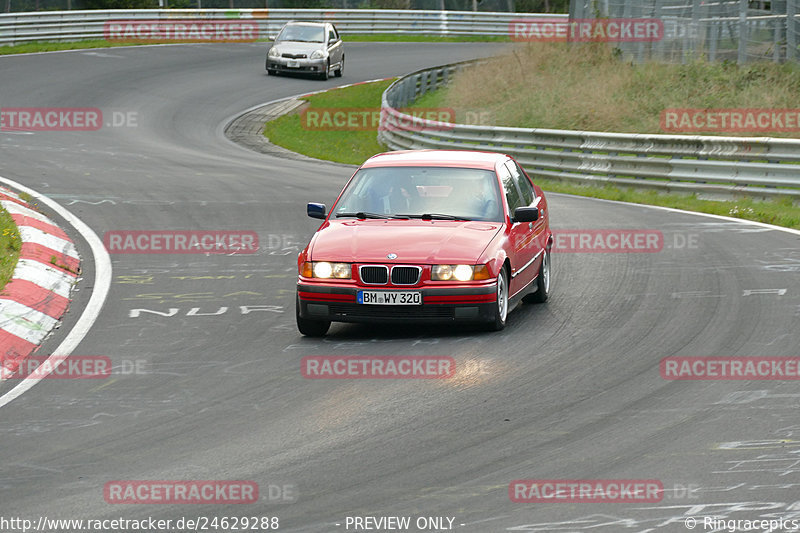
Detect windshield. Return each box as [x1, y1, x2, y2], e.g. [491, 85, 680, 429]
[333, 166, 503, 222]
[276, 24, 325, 43]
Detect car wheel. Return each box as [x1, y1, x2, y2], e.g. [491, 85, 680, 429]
[524, 249, 551, 304]
[334, 56, 344, 77]
[487, 266, 509, 331]
[296, 296, 330, 337]
[319, 61, 329, 81]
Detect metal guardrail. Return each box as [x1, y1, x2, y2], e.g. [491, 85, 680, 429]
[378, 62, 800, 201]
[0, 9, 564, 45]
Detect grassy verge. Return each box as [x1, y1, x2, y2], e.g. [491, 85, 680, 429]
[533, 177, 800, 229]
[0, 33, 505, 56]
[263, 78, 393, 165]
[262, 78, 800, 230]
[413, 42, 800, 137]
[0, 39, 153, 55]
[0, 205, 22, 291]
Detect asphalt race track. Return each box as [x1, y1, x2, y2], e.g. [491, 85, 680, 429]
[1, 41, 800, 532]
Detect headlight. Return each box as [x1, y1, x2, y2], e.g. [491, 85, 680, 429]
[268, 47, 280, 58]
[310, 49, 326, 59]
[301, 261, 351, 279]
[431, 264, 490, 281]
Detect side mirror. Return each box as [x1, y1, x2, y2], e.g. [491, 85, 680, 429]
[267, 35, 276, 41]
[328, 38, 337, 45]
[513, 206, 539, 223]
[307, 202, 326, 219]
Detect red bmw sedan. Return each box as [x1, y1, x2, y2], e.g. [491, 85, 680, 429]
[296, 150, 552, 336]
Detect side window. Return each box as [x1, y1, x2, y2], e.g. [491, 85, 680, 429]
[498, 163, 522, 215]
[506, 161, 534, 206]
[328, 28, 337, 42]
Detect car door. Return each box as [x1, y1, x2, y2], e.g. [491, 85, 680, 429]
[327, 25, 342, 68]
[506, 159, 546, 284]
[499, 161, 537, 296]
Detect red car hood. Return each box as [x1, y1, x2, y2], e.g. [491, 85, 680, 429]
[310, 219, 503, 264]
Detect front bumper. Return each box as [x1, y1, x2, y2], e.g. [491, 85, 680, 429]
[266, 56, 327, 74]
[297, 282, 498, 324]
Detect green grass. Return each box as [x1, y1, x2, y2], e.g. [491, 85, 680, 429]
[413, 42, 800, 137]
[262, 77, 800, 230]
[0, 205, 22, 291]
[0, 33, 506, 56]
[533, 177, 800, 229]
[263, 79, 393, 165]
[0, 39, 154, 55]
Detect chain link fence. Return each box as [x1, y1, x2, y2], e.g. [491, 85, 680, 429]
[569, 0, 800, 63]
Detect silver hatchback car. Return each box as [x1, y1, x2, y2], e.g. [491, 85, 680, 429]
[266, 22, 344, 81]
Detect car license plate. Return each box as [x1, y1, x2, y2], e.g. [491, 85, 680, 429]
[358, 290, 421, 305]
[287, 60, 299, 68]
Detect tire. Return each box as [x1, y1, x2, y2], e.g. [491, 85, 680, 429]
[524, 249, 551, 304]
[296, 296, 330, 337]
[334, 56, 344, 77]
[267, 69, 275, 76]
[319, 61, 329, 81]
[487, 266, 509, 331]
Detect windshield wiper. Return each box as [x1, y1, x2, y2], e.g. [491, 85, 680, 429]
[336, 212, 391, 219]
[396, 213, 472, 221]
